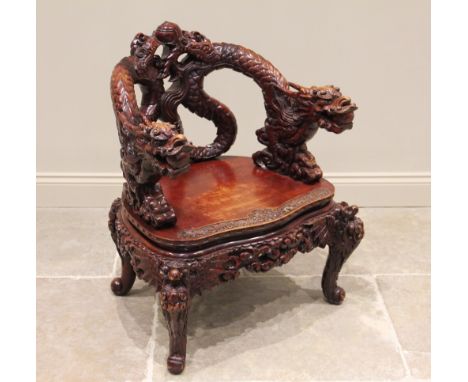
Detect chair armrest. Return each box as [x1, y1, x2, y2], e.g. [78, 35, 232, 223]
[111, 39, 192, 229]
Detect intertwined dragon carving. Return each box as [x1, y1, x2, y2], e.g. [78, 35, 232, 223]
[110, 21, 357, 228]
[110, 33, 193, 228]
[154, 22, 357, 183]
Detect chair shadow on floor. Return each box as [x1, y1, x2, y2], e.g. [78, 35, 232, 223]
[115, 268, 356, 370]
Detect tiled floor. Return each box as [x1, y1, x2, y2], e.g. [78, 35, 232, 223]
[37, 208, 430, 382]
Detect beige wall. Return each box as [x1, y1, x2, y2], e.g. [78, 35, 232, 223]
[37, 0, 430, 206]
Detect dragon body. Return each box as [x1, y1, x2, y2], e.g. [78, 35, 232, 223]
[110, 33, 192, 227]
[110, 22, 357, 228]
[154, 22, 357, 182]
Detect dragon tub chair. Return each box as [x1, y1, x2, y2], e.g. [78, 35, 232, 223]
[108, 21, 364, 374]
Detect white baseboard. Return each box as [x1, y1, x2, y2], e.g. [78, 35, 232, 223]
[36, 171, 430, 207]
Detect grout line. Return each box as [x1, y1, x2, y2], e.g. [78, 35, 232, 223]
[111, 252, 120, 277]
[372, 275, 411, 378]
[374, 273, 430, 277]
[403, 350, 432, 354]
[143, 298, 159, 382]
[246, 273, 430, 278]
[36, 275, 112, 279]
[253, 380, 430, 382]
[235, 378, 430, 382]
[37, 253, 124, 280]
[247, 273, 324, 278]
[402, 350, 431, 354]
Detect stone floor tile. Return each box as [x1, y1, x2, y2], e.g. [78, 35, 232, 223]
[377, 275, 430, 352]
[37, 278, 155, 382]
[343, 208, 430, 275]
[151, 275, 406, 381]
[404, 351, 431, 380]
[36, 207, 431, 381]
[37, 208, 116, 276]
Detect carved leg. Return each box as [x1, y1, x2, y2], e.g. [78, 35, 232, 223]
[322, 202, 364, 305]
[111, 252, 136, 296]
[322, 246, 350, 305]
[108, 198, 137, 296]
[159, 268, 190, 374]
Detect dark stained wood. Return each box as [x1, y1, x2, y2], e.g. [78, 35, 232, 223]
[108, 22, 363, 375]
[109, 198, 364, 374]
[162, 157, 333, 229]
[110, 21, 356, 229]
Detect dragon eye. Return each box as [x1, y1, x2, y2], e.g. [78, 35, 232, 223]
[193, 32, 204, 42]
[318, 90, 332, 99]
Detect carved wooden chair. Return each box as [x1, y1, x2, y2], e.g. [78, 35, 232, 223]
[109, 22, 364, 375]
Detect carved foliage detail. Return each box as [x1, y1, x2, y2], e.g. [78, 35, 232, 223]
[110, 200, 363, 307]
[217, 215, 329, 281]
[159, 268, 190, 313]
[321, 202, 364, 305]
[326, 202, 365, 254]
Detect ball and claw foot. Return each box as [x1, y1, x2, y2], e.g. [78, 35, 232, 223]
[167, 354, 186, 375]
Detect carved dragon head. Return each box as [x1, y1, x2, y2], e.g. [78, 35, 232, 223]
[289, 83, 358, 134]
[138, 121, 193, 177]
[130, 32, 163, 78]
[122, 32, 193, 176]
[153, 21, 218, 77]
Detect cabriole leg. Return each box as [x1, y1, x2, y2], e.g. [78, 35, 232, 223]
[322, 202, 364, 305]
[108, 198, 137, 296]
[111, 252, 136, 296]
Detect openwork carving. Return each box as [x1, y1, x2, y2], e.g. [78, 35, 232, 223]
[110, 34, 193, 229]
[110, 22, 357, 228]
[108, 23, 362, 375]
[218, 216, 330, 280]
[108, 198, 364, 373]
[152, 21, 357, 183]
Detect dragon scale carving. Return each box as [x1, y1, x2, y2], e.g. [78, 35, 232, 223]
[110, 34, 193, 229]
[110, 22, 358, 229]
[153, 21, 357, 183]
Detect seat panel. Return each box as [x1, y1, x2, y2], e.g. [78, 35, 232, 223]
[125, 156, 334, 249]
